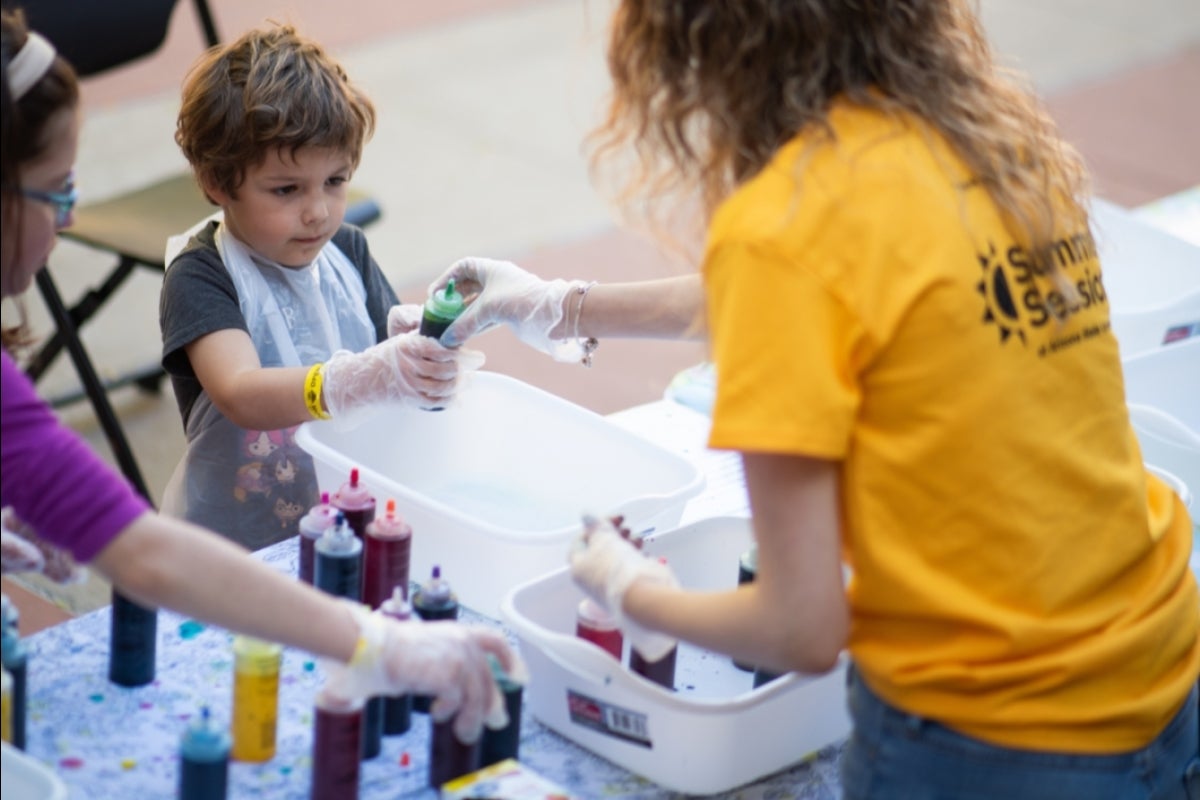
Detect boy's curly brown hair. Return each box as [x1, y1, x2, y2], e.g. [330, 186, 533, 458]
[176, 24, 376, 201]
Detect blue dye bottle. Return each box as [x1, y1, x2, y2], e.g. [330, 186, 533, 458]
[109, 589, 157, 687]
[314, 513, 363, 601]
[179, 706, 230, 800]
[0, 596, 28, 750]
[479, 655, 523, 767]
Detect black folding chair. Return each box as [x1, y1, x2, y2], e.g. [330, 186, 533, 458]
[9, 0, 381, 495]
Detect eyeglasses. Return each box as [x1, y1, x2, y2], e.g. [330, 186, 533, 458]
[21, 172, 78, 228]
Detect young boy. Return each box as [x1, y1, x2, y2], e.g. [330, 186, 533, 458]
[160, 25, 477, 548]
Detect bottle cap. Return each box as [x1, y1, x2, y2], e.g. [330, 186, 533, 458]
[487, 654, 522, 692]
[366, 499, 412, 539]
[417, 565, 452, 606]
[576, 597, 618, 630]
[739, 545, 758, 575]
[333, 468, 375, 511]
[181, 706, 231, 760]
[299, 492, 338, 538]
[380, 585, 412, 620]
[0, 594, 15, 629]
[319, 513, 359, 554]
[424, 279, 465, 323]
[232, 635, 283, 663]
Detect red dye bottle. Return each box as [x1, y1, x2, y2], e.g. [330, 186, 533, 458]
[629, 644, 677, 690]
[575, 598, 623, 659]
[331, 468, 376, 541]
[310, 690, 363, 800]
[428, 716, 481, 789]
[361, 499, 413, 610]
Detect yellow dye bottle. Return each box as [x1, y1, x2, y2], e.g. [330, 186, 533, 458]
[230, 636, 282, 762]
[1, 667, 12, 744]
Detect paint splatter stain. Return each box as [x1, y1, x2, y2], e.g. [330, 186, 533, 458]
[279, 765, 292, 775]
[178, 620, 206, 639]
[121, 758, 136, 770]
[399, 751, 411, 767]
[88, 693, 104, 703]
[59, 757, 85, 769]
[303, 660, 315, 672]
[139, 701, 154, 710]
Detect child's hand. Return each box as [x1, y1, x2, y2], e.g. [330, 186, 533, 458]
[321, 333, 485, 416]
[1, 506, 87, 583]
[386, 303, 423, 337]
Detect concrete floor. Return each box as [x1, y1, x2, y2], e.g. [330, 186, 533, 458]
[3, 0, 1198, 618]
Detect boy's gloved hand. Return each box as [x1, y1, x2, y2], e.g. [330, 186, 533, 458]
[322, 602, 527, 744]
[1, 506, 87, 583]
[321, 331, 485, 416]
[431, 257, 586, 361]
[386, 303, 423, 338]
[569, 515, 679, 661]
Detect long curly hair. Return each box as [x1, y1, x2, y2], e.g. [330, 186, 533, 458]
[590, 0, 1090, 275]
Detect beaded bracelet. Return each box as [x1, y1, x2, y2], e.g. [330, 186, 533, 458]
[304, 363, 331, 420]
[573, 281, 600, 368]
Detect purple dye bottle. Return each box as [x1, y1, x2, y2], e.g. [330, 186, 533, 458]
[411, 566, 459, 713]
[297, 492, 337, 585]
[379, 587, 414, 735]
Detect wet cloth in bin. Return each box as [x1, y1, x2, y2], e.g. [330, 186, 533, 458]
[160, 221, 396, 549]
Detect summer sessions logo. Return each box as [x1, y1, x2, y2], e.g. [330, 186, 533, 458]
[975, 231, 1109, 357]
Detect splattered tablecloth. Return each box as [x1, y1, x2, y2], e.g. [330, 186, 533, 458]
[21, 401, 847, 799]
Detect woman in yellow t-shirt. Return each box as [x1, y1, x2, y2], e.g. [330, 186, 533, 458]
[431, 2, 1199, 797]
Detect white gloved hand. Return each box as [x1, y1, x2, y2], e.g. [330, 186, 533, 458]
[321, 331, 485, 417]
[1, 506, 86, 583]
[569, 515, 679, 661]
[386, 303, 423, 338]
[431, 257, 586, 361]
[322, 602, 527, 744]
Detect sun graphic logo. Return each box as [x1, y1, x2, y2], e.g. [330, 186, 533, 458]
[976, 243, 1025, 345]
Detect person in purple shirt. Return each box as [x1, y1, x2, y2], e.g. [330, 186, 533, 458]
[0, 8, 519, 744]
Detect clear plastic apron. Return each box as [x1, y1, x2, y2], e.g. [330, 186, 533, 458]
[161, 220, 376, 547]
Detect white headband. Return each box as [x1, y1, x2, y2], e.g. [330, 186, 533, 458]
[8, 31, 57, 101]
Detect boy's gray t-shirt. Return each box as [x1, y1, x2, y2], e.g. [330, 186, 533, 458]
[159, 221, 399, 548]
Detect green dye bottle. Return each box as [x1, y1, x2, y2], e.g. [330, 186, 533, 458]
[418, 279, 465, 343]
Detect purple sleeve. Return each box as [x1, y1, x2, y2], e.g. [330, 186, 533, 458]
[1, 351, 150, 562]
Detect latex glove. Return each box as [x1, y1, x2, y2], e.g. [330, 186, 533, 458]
[323, 602, 527, 744]
[569, 515, 679, 661]
[431, 257, 586, 361]
[1, 507, 86, 583]
[386, 303, 423, 338]
[321, 331, 485, 418]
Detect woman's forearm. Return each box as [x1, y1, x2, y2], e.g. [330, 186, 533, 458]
[554, 274, 705, 341]
[92, 511, 359, 663]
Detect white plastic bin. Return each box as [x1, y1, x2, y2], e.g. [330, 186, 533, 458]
[502, 516, 851, 796]
[1, 743, 68, 800]
[1122, 338, 1199, 434]
[1092, 199, 1200, 359]
[296, 371, 705, 615]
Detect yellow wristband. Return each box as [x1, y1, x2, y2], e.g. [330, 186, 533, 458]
[304, 363, 331, 420]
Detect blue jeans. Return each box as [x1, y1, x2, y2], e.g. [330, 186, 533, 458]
[841, 666, 1200, 800]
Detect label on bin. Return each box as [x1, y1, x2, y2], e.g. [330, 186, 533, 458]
[566, 690, 651, 748]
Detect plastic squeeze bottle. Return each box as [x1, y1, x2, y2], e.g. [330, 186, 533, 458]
[179, 706, 231, 800]
[418, 279, 466, 342]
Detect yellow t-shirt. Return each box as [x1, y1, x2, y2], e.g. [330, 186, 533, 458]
[704, 99, 1199, 753]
